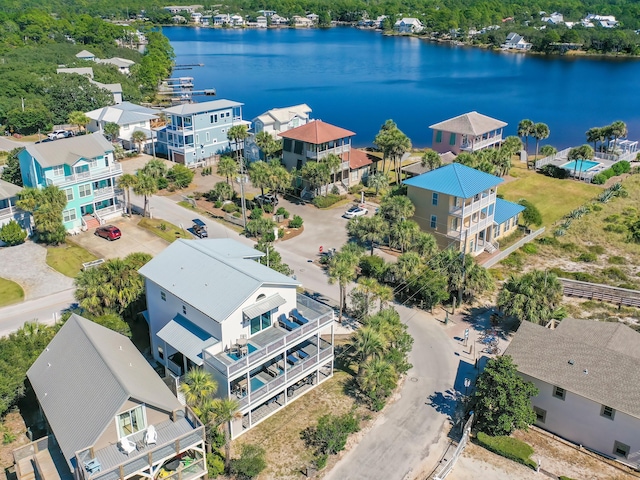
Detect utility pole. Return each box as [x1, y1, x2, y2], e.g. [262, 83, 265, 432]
[238, 153, 247, 228]
[458, 230, 468, 308]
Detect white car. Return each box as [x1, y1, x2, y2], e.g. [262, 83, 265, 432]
[47, 130, 73, 140]
[343, 205, 368, 219]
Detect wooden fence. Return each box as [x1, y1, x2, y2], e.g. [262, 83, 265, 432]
[559, 278, 640, 308]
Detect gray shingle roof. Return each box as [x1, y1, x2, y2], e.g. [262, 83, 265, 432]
[0, 178, 22, 200]
[138, 239, 300, 322]
[163, 99, 243, 116]
[24, 134, 113, 168]
[27, 314, 182, 468]
[505, 319, 640, 419]
[429, 111, 507, 136]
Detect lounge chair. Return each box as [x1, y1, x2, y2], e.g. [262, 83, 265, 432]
[266, 364, 279, 377]
[297, 350, 309, 360]
[278, 315, 298, 331]
[145, 425, 157, 446]
[119, 438, 136, 456]
[290, 309, 309, 325]
[287, 354, 300, 365]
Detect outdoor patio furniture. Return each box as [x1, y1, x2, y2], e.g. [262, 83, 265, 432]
[145, 425, 157, 446]
[266, 364, 279, 377]
[290, 309, 309, 325]
[278, 315, 298, 331]
[297, 350, 309, 360]
[119, 438, 136, 456]
[287, 354, 300, 365]
[84, 459, 102, 474]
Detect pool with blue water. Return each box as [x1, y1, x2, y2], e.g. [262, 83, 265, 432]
[561, 160, 600, 173]
[227, 343, 258, 361]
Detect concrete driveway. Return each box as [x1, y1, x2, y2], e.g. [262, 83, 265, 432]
[71, 217, 174, 259]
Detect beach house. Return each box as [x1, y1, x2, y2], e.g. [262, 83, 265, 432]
[18, 134, 122, 231]
[506, 319, 640, 469]
[12, 314, 206, 480]
[139, 239, 335, 438]
[404, 163, 523, 254]
[429, 111, 507, 155]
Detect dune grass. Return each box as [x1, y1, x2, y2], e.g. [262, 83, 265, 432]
[0, 277, 24, 306]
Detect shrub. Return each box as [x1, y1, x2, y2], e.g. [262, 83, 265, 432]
[559, 477, 576, 480]
[476, 432, 537, 470]
[302, 412, 360, 456]
[359, 255, 387, 281]
[230, 444, 267, 479]
[233, 212, 242, 218]
[603, 267, 628, 281]
[560, 242, 579, 252]
[3, 432, 16, 444]
[520, 243, 537, 255]
[618, 283, 638, 290]
[576, 252, 597, 262]
[289, 215, 304, 228]
[156, 176, 169, 190]
[540, 164, 569, 179]
[0, 220, 27, 246]
[167, 164, 195, 189]
[604, 224, 627, 234]
[193, 191, 203, 200]
[251, 207, 264, 219]
[214, 200, 223, 208]
[278, 227, 285, 238]
[587, 245, 605, 254]
[222, 203, 238, 213]
[276, 207, 290, 218]
[331, 185, 340, 195]
[501, 251, 523, 269]
[608, 255, 626, 265]
[536, 236, 560, 246]
[572, 272, 600, 283]
[315, 454, 328, 470]
[312, 194, 345, 208]
[590, 203, 603, 212]
[612, 160, 630, 175]
[263, 203, 274, 214]
[349, 184, 364, 194]
[206, 453, 225, 477]
[208, 182, 234, 202]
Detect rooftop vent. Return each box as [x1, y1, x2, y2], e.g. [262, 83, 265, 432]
[568, 359, 574, 365]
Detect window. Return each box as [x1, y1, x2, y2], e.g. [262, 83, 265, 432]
[432, 192, 439, 206]
[613, 441, 630, 458]
[250, 311, 272, 335]
[62, 208, 76, 223]
[182, 305, 187, 314]
[283, 138, 293, 152]
[161, 291, 166, 301]
[553, 386, 566, 400]
[480, 208, 487, 219]
[226, 112, 230, 117]
[89, 159, 98, 169]
[53, 165, 64, 176]
[351, 169, 358, 181]
[435, 131, 442, 143]
[430, 215, 437, 229]
[117, 405, 146, 438]
[195, 134, 199, 143]
[210, 115, 214, 123]
[601, 405, 615, 420]
[214, 114, 218, 122]
[533, 406, 546, 423]
[294, 140, 304, 155]
[488, 204, 494, 216]
[472, 212, 478, 222]
[158, 346, 164, 360]
[449, 132, 456, 146]
[64, 188, 74, 201]
[79, 184, 92, 198]
[505, 218, 511, 230]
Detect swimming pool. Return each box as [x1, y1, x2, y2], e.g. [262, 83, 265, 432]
[561, 160, 600, 173]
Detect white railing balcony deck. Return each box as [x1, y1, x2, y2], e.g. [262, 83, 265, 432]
[93, 187, 121, 201]
[307, 144, 351, 160]
[449, 193, 496, 217]
[447, 215, 494, 240]
[47, 165, 122, 188]
[166, 124, 194, 132]
[0, 205, 23, 220]
[460, 135, 503, 151]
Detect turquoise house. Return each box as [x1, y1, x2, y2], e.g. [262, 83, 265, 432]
[18, 134, 122, 231]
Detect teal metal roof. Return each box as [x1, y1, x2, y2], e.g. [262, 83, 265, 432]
[494, 198, 525, 225]
[403, 163, 503, 198]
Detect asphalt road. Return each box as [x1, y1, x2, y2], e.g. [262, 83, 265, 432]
[0, 288, 75, 337]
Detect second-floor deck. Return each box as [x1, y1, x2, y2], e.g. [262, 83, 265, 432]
[449, 192, 496, 217]
[306, 144, 350, 160]
[46, 165, 122, 188]
[460, 135, 503, 151]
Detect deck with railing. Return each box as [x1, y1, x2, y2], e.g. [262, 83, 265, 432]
[46, 165, 122, 188]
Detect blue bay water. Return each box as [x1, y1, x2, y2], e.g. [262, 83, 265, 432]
[164, 26, 640, 149]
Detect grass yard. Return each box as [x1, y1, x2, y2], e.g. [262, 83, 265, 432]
[233, 370, 367, 480]
[0, 277, 24, 307]
[138, 218, 190, 243]
[46, 241, 98, 277]
[500, 163, 601, 227]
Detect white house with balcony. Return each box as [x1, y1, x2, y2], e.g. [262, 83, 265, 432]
[139, 239, 335, 438]
[18, 134, 122, 231]
[394, 18, 424, 33]
[253, 104, 312, 138]
[0, 179, 31, 236]
[430, 111, 507, 155]
[502, 32, 532, 50]
[506, 319, 640, 469]
[404, 163, 523, 255]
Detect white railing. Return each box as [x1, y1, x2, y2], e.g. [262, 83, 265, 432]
[433, 412, 474, 479]
[534, 148, 571, 169]
[0, 205, 19, 220]
[307, 144, 351, 160]
[46, 164, 122, 187]
[92, 187, 120, 200]
[460, 135, 502, 151]
[447, 215, 494, 240]
[449, 194, 496, 217]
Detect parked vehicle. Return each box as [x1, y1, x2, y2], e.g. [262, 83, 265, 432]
[254, 194, 278, 206]
[192, 218, 208, 238]
[47, 130, 73, 140]
[95, 225, 121, 241]
[343, 205, 368, 219]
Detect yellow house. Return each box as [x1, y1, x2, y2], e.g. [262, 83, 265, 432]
[405, 163, 524, 255]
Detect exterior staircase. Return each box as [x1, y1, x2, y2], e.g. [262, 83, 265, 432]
[83, 215, 100, 230]
[484, 242, 498, 254]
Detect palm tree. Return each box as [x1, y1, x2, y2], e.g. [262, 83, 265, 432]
[533, 123, 550, 159]
[388, 127, 412, 185]
[497, 270, 564, 325]
[68, 110, 90, 133]
[227, 124, 249, 163]
[327, 250, 359, 322]
[359, 357, 397, 409]
[180, 367, 218, 414]
[217, 156, 238, 188]
[539, 145, 557, 157]
[379, 195, 415, 223]
[392, 252, 422, 287]
[248, 160, 270, 196]
[421, 149, 441, 171]
[367, 171, 388, 196]
[355, 277, 380, 319]
[347, 215, 388, 255]
[74, 266, 108, 315]
[103, 122, 120, 142]
[117, 173, 138, 216]
[266, 160, 291, 200]
[609, 120, 627, 153]
[133, 173, 158, 217]
[254, 131, 275, 160]
[568, 144, 594, 180]
[389, 219, 420, 253]
[325, 152, 342, 186]
[586, 127, 603, 153]
[517, 119, 534, 154]
[140, 159, 167, 180]
[412, 232, 438, 258]
[350, 326, 384, 374]
[211, 398, 241, 473]
[373, 283, 394, 312]
[131, 130, 147, 155]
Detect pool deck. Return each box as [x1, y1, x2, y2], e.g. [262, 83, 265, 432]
[536, 149, 617, 181]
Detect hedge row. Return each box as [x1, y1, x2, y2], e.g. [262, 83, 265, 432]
[476, 432, 537, 470]
[312, 194, 346, 209]
[592, 160, 631, 185]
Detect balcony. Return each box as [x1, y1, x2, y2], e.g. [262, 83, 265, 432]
[447, 215, 494, 240]
[306, 144, 351, 160]
[46, 165, 122, 188]
[75, 408, 205, 480]
[0, 205, 24, 221]
[449, 193, 496, 217]
[460, 135, 503, 152]
[204, 294, 334, 379]
[166, 124, 194, 133]
[93, 187, 121, 201]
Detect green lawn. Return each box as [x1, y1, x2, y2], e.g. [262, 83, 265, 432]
[500, 163, 601, 227]
[46, 241, 98, 277]
[138, 218, 190, 243]
[0, 277, 24, 307]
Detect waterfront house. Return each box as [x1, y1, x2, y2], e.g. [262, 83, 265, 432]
[86, 102, 162, 153]
[18, 134, 122, 231]
[230, 14, 245, 26]
[502, 32, 532, 50]
[95, 57, 135, 75]
[139, 238, 335, 438]
[13, 314, 206, 480]
[213, 14, 230, 26]
[164, 5, 203, 14]
[155, 99, 250, 166]
[429, 111, 507, 155]
[0, 179, 31, 236]
[347, 149, 375, 184]
[584, 14, 618, 28]
[541, 12, 565, 24]
[506, 319, 640, 469]
[253, 104, 312, 138]
[404, 163, 523, 255]
[292, 16, 313, 27]
[306, 13, 319, 24]
[76, 49, 96, 61]
[256, 16, 268, 28]
[270, 14, 289, 25]
[394, 18, 424, 33]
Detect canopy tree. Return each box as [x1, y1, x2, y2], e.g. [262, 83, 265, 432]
[497, 270, 565, 325]
[16, 185, 66, 244]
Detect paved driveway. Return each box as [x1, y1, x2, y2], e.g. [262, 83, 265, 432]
[71, 217, 173, 260]
[0, 242, 74, 299]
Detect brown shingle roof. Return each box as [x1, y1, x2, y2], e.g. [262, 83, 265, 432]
[343, 149, 374, 170]
[505, 319, 640, 418]
[278, 120, 355, 144]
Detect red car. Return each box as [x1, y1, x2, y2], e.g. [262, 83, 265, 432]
[95, 225, 121, 241]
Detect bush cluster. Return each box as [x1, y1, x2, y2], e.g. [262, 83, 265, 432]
[222, 203, 238, 213]
[476, 432, 537, 470]
[540, 164, 569, 179]
[312, 194, 345, 208]
[288, 215, 304, 228]
[592, 160, 631, 184]
[302, 412, 360, 469]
